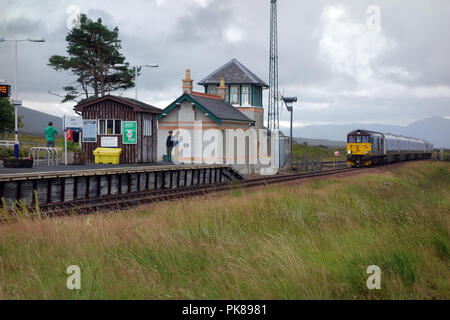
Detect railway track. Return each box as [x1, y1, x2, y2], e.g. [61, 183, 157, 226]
[37, 166, 356, 216]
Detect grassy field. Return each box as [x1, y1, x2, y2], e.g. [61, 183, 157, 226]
[292, 143, 347, 162]
[0, 161, 448, 299]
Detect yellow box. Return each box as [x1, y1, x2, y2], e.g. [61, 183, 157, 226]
[93, 148, 122, 165]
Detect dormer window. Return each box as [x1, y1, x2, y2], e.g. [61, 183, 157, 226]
[242, 85, 250, 106]
[230, 85, 240, 104]
[207, 85, 218, 95]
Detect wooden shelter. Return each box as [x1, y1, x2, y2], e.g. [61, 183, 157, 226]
[74, 95, 162, 164]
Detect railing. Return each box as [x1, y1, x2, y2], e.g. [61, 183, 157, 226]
[0, 140, 16, 148]
[29, 147, 59, 166]
[322, 160, 348, 169]
[291, 155, 348, 172]
[291, 155, 323, 171]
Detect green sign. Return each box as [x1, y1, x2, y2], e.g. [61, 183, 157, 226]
[122, 121, 137, 144]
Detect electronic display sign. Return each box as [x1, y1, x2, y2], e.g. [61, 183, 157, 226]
[0, 85, 11, 98]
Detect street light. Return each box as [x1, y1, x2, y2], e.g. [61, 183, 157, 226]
[282, 96, 298, 169]
[0, 37, 46, 158]
[114, 63, 159, 100]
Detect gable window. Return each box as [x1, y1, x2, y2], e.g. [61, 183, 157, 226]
[98, 119, 121, 135]
[230, 85, 240, 105]
[242, 85, 250, 106]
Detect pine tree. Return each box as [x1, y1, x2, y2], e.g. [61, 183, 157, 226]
[48, 14, 137, 103]
[0, 98, 23, 135]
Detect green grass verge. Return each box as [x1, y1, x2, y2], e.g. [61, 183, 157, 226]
[0, 161, 448, 299]
[292, 144, 346, 161]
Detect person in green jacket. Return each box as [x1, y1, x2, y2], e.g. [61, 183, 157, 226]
[45, 122, 58, 148]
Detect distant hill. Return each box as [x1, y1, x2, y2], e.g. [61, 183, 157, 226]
[18, 106, 63, 137]
[293, 137, 346, 149]
[290, 117, 450, 148]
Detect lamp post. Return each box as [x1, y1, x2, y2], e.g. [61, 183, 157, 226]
[0, 37, 45, 158]
[282, 96, 298, 169]
[114, 64, 159, 100]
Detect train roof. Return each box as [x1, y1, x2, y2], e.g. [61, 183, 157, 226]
[347, 129, 431, 144]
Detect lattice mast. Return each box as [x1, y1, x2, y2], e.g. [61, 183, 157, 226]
[268, 0, 279, 132]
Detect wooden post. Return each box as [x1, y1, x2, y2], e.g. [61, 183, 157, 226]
[16, 180, 22, 202]
[162, 171, 166, 189]
[96, 175, 101, 197]
[32, 180, 37, 206]
[74, 177, 78, 200]
[108, 175, 112, 195]
[0, 182, 4, 201]
[85, 177, 90, 199]
[47, 179, 52, 203]
[61, 178, 65, 202]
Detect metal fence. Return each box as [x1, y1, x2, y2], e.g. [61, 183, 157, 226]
[291, 154, 348, 172]
[0, 140, 16, 148]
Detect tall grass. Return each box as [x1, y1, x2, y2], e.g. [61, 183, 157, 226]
[0, 162, 448, 299]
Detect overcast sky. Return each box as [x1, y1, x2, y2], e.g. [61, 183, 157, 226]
[1, 0, 449, 131]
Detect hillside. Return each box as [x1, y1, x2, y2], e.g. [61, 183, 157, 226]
[293, 137, 346, 148]
[17, 106, 63, 137]
[291, 116, 450, 148]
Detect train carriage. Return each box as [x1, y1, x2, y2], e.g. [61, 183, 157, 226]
[346, 129, 432, 167]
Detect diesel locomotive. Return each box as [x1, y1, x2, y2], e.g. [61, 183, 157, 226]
[346, 129, 433, 167]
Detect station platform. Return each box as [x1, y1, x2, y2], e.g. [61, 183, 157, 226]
[0, 162, 245, 207]
[0, 162, 174, 180]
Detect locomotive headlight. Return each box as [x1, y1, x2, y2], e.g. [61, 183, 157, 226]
[365, 150, 370, 154]
[347, 150, 351, 154]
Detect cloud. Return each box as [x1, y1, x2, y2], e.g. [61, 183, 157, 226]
[0, 0, 449, 128]
[318, 5, 395, 84]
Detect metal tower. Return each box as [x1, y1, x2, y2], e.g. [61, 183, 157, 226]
[268, 0, 279, 132]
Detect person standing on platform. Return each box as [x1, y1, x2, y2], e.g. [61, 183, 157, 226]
[166, 131, 174, 163]
[45, 122, 58, 148]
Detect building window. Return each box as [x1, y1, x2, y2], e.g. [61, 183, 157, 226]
[207, 85, 218, 95]
[230, 85, 239, 104]
[242, 86, 250, 106]
[143, 119, 152, 136]
[98, 119, 122, 135]
[114, 120, 121, 135]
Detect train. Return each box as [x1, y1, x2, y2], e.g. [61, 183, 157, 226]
[346, 129, 433, 167]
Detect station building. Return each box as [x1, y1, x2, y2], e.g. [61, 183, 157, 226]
[74, 95, 161, 163]
[198, 58, 268, 130]
[158, 59, 274, 174]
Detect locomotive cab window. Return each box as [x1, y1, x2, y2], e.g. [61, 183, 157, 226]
[351, 136, 370, 143]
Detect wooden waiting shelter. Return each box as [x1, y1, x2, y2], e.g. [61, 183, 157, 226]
[74, 95, 162, 164]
